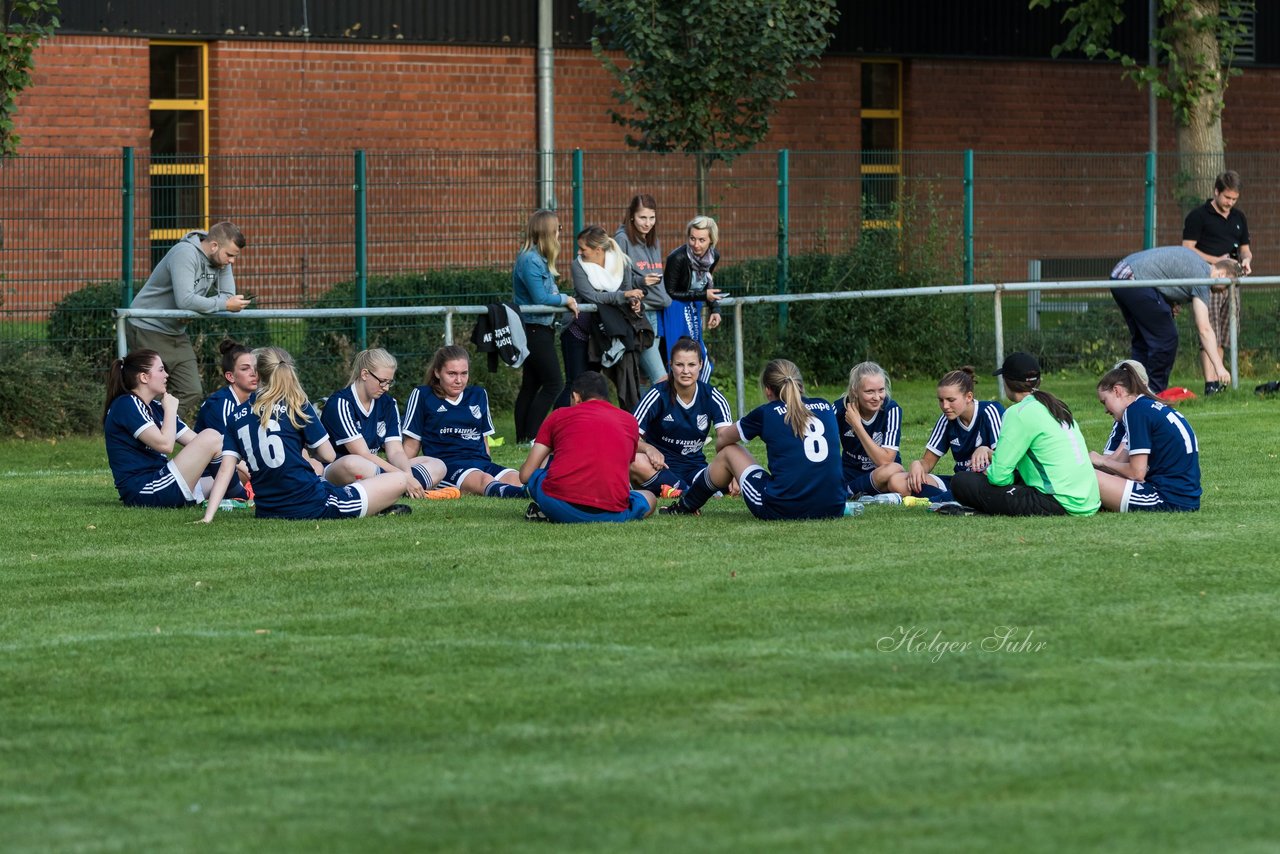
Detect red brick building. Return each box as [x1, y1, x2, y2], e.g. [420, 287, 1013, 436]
[5, 1, 1279, 309]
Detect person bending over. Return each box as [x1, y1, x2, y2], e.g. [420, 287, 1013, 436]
[1109, 246, 1238, 394]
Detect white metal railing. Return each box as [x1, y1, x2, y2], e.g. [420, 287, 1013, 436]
[116, 274, 1263, 418]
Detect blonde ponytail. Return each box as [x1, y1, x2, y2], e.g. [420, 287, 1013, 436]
[252, 347, 312, 429]
[761, 359, 810, 437]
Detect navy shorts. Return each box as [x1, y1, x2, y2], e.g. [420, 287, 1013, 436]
[120, 461, 198, 508]
[442, 458, 516, 488]
[258, 480, 369, 520]
[1121, 480, 1196, 513]
[526, 469, 650, 524]
[740, 465, 844, 522]
[665, 457, 709, 490]
[843, 470, 882, 499]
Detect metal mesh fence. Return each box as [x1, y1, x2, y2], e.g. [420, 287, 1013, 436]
[4, 148, 1280, 381]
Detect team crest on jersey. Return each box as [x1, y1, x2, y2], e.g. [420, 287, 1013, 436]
[376, 421, 386, 438]
[697, 414, 708, 431]
[470, 405, 482, 419]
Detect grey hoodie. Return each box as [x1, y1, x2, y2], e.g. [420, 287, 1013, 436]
[128, 231, 237, 334]
[614, 227, 672, 311]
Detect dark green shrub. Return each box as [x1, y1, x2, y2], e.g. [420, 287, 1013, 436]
[47, 280, 273, 391]
[46, 281, 127, 367]
[775, 233, 968, 386]
[706, 191, 969, 386]
[0, 343, 102, 437]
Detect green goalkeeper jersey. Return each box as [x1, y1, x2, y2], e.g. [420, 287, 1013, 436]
[985, 395, 1101, 516]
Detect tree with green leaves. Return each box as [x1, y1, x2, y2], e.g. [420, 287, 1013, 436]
[582, 0, 838, 211]
[2, 0, 59, 157]
[1029, 0, 1252, 205]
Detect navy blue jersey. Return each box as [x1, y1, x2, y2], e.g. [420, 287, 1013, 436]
[401, 384, 495, 462]
[104, 394, 193, 494]
[223, 400, 336, 518]
[1123, 397, 1201, 509]
[320, 385, 403, 457]
[832, 396, 902, 481]
[1103, 420, 1126, 456]
[194, 386, 250, 433]
[923, 400, 1005, 473]
[737, 396, 845, 515]
[633, 380, 733, 479]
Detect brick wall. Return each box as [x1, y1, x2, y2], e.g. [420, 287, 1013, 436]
[6, 37, 1280, 315]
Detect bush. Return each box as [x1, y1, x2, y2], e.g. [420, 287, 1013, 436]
[46, 281, 126, 367]
[0, 344, 103, 437]
[704, 192, 970, 386]
[768, 243, 966, 385]
[47, 281, 273, 391]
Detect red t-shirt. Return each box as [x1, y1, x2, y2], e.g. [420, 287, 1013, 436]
[534, 399, 638, 511]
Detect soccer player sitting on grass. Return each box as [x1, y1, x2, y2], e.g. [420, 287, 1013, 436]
[193, 338, 258, 501]
[518, 371, 657, 523]
[833, 361, 907, 498]
[202, 347, 411, 521]
[104, 349, 225, 508]
[1090, 362, 1202, 512]
[661, 358, 846, 521]
[949, 353, 1100, 517]
[320, 348, 452, 500]
[630, 336, 735, 497]
[401, 345, 527, 499]
[904, 366, 1005, 503]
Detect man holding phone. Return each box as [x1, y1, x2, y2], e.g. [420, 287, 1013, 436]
[126, 221, 251, 417]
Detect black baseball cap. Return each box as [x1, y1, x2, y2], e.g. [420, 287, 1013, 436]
[994, 352, 1041, 384]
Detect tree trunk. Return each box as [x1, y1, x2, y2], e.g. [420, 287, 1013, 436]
[695, 154, 707, 214]
[1170, 0, 1227, 212]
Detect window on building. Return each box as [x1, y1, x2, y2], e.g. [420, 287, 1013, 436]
[859, 59, 902, 229]
[149, 42, 208, 266]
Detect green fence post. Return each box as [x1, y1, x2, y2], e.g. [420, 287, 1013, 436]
[777, 149, 789, 336]
[121, 146, 135, 306]
[1143, 151, 1156, 249]
[964, 149, 975, 350]
[573, 149, 584, 237]
[354, 149, 368, 350]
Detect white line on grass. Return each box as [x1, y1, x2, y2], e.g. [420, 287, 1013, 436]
[3, 469, 109, 478]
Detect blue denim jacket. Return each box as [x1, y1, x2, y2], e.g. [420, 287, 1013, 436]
[512, 249, 566, 326]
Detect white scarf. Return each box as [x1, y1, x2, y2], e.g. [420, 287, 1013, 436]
[579, 249, 625, 292]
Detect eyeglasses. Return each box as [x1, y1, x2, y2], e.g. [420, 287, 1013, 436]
[366, 370, 394, 390]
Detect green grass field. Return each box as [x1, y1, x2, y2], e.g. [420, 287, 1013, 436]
[2, 376, 1278, 852]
